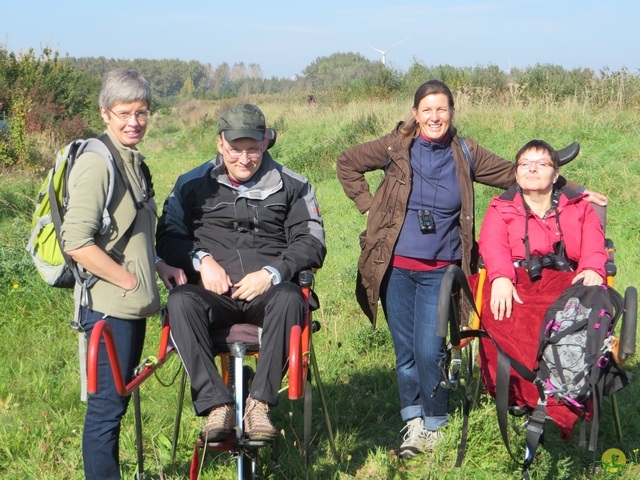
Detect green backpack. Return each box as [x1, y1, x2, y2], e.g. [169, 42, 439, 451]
[26, 138, 116, 288]
[26, 136, 155, 401]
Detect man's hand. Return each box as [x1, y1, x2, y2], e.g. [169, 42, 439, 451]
[490, 277, 523, 321]
[582, 189, 607, 206]
[572, 269, 604, 286]
[200, 256, 233, 294]
[156, 261, 187, 290]
[232, 269, 272, 302]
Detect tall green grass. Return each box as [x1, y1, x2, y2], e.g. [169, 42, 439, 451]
[1, 96, 638, 479]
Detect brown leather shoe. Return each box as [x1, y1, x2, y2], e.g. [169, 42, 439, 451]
[200, 403, 234, 442]
[244, 397, 278, 441]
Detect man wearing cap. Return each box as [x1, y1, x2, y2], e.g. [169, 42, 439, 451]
[156, 104, 326, 442]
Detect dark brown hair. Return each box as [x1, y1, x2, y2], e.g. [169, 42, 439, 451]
[515, 139, 560, 169]
[399, 80, 455, 137]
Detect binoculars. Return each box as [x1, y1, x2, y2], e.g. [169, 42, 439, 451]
[526, 253, 571, 282]
[417, 209, 436, 233]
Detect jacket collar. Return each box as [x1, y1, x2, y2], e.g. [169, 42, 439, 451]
[210, 151, 283, 200]
[497, 184, 585, 207]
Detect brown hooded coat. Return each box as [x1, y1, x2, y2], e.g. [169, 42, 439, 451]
[337, 124, 573, 328]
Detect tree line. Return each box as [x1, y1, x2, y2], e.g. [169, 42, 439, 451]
[1, 46, 638, 169]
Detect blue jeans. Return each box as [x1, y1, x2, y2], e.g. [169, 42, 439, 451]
[380, 266, 448, 431]
[80, 307, 146, 480]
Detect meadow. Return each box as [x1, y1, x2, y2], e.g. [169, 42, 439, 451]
[1, 93, 639, 479]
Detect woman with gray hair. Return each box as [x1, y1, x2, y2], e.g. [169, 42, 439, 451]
[62, 69, 185, 479]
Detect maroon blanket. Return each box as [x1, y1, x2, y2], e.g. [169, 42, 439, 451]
[475, 268, 593, 439]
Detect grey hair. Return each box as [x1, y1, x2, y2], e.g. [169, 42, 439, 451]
[99, 69, 151, 109]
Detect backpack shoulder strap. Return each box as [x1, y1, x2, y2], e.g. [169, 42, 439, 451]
[459, 137, 475, 181]
[98, 134, 154, 208]
[139, 160, 155, 201]
[76, 138, 116, 235]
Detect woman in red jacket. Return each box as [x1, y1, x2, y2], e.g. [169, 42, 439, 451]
[479, 139, 607, 321]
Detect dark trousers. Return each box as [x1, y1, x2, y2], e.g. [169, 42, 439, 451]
[80, 307, 146, 480]
[167, 282, 304, 415]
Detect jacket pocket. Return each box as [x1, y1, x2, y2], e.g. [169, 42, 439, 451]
[358, 229, 367, 250]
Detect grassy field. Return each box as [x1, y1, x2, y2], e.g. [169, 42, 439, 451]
[1, 94, 639, 479]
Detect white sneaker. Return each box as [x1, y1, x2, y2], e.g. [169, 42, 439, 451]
[399, 417, 428, 459]
[423, 428, 444, 452]
[399, 418, 444, 458]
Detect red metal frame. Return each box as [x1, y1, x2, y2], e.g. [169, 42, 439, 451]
[87, 285, 312, 398]
[87, 312, 175, 396]
[87, 283, 314, 480]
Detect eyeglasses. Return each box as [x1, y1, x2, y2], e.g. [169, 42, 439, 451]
[108, 109, 151, 123]
[222, 142, 263, 160]
[517, 160, 555, 170]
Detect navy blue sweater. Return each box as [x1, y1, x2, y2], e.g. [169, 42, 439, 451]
[394, 136, 462, 261]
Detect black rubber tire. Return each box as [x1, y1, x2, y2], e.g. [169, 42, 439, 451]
[619, 286, 638, 363]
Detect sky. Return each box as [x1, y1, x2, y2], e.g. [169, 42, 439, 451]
[3, 0, 638, 79]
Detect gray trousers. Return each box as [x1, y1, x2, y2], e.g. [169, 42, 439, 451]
[167, 282, 304, 415]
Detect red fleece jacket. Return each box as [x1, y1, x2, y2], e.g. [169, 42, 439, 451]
[478, 187, 607, 285]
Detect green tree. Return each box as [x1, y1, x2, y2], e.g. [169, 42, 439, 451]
[180, 76, 195, 97]
[302, 52, 379, 90]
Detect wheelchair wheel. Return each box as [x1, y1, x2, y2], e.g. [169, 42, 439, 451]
[619, 286, 638, 363]
[288, 325, 303, 398]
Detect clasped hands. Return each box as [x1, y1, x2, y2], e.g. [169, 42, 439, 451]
[200, 255, 272, 301]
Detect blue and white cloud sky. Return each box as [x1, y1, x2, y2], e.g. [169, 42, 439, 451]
[3, 0, 638, 78]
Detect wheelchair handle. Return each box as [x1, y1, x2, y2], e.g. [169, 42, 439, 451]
[557, 141, 580, 166]
[298, 269, 314, 287]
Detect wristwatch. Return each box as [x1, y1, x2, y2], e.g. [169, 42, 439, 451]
[263, 267, 279, 286]
[189, 247, 208, 257]
[189, 248, 211, 271]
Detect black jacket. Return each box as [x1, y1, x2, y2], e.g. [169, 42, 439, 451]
[156, 152, 326, 285]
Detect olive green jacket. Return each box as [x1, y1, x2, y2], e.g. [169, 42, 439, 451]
[61, 131, 160, 320]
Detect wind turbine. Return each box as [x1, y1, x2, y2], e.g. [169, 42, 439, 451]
[367, 37, 411, 65]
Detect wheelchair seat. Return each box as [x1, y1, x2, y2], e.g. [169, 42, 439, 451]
[475, 268, 587, 437]
[211, 323, 261, 350]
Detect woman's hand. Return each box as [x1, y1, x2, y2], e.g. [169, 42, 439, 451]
[156, 260, 187, 290]
[582, 189, 607, 206]
[572, 269, 604, 286]
[490, 277, 523, 320]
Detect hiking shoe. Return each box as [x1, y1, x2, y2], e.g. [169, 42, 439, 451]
[399, 417, 428, 459]
[423, 428, 444, 452]
[244, 397, 278, 441]
[200, 403, 234, 442]
[399, 418, 446, 458]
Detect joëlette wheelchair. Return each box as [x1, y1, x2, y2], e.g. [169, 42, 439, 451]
[87, 269, 336, 480]
[434, 142, 638, 477]
[86, 129, 337, 480]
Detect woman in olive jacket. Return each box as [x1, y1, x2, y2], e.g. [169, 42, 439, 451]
[336, 79, 603, 459]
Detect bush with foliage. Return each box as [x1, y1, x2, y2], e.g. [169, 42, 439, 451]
[0, 47, 100, 168]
